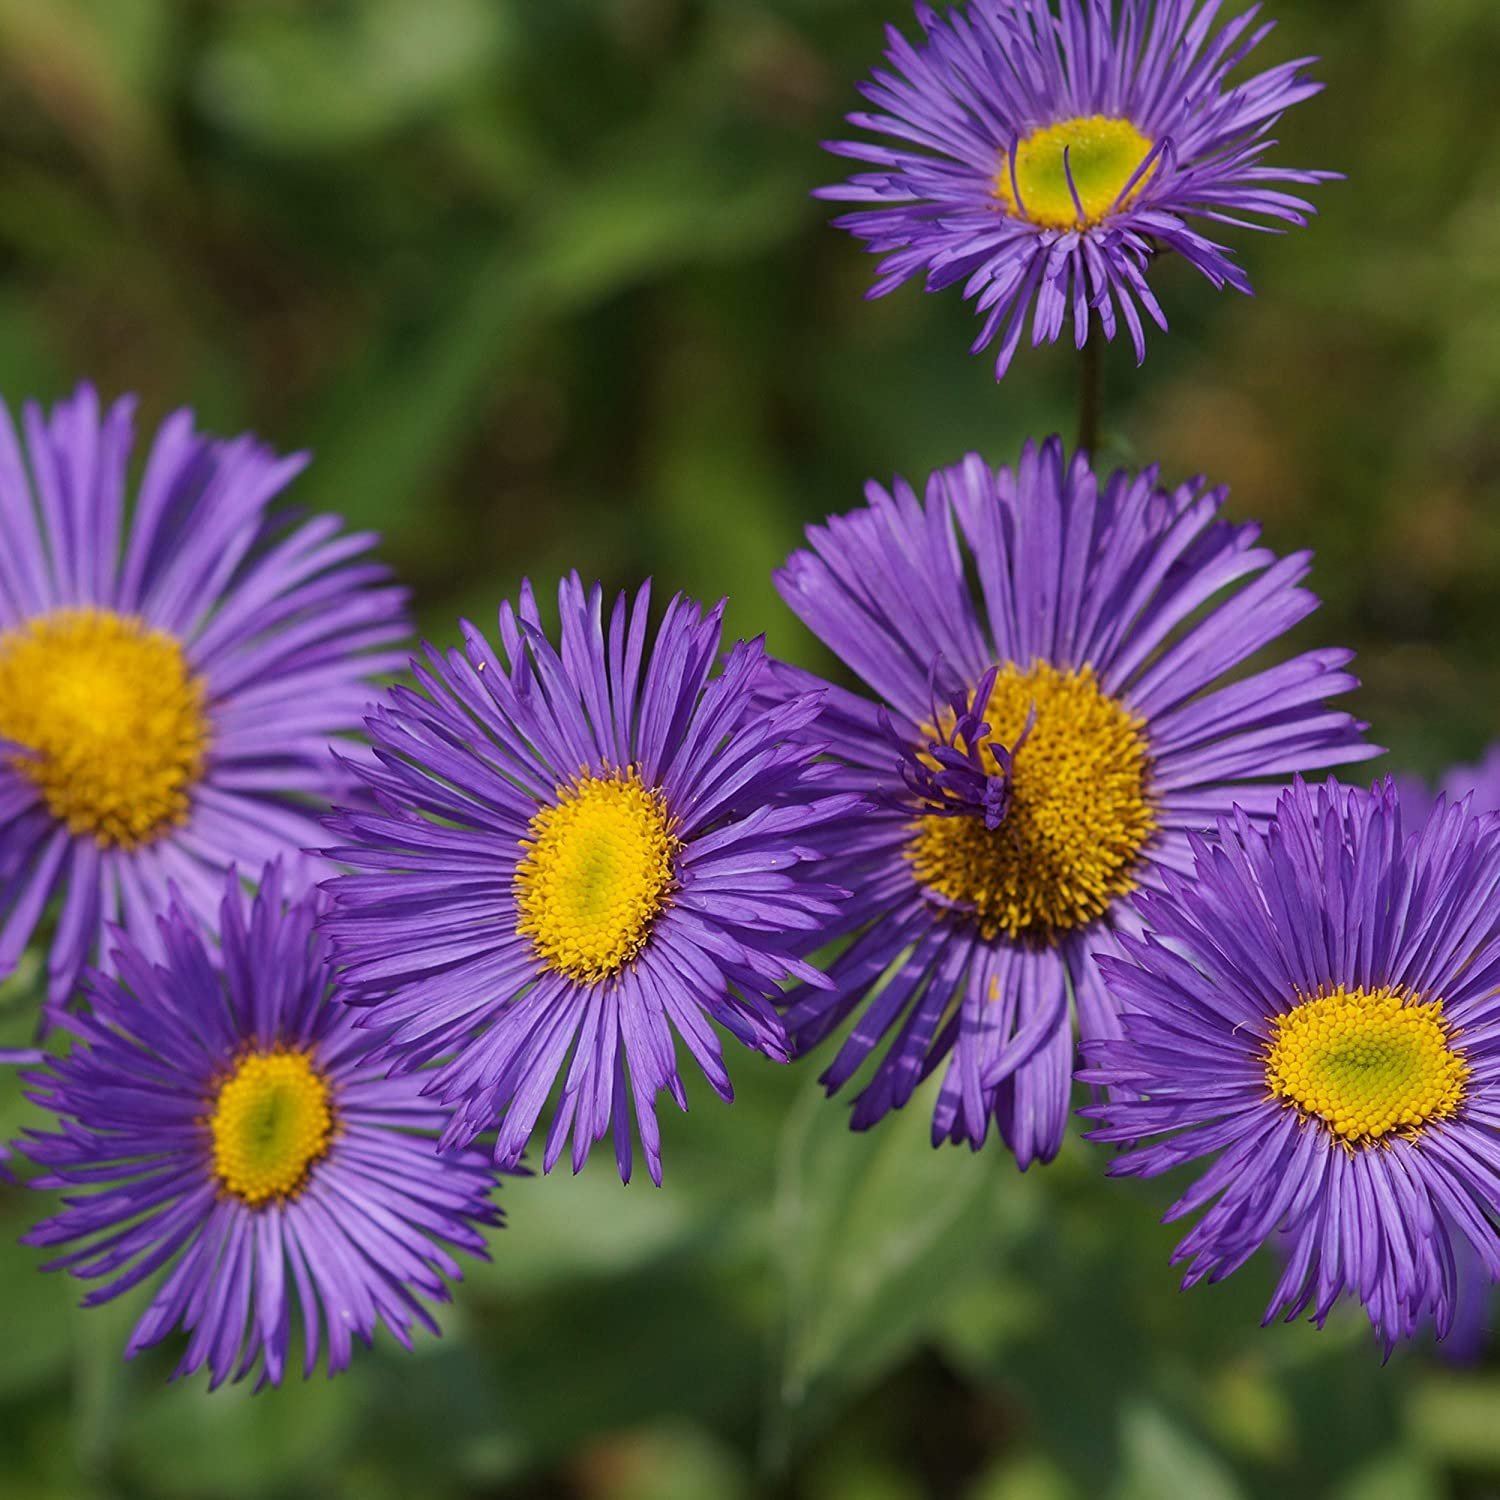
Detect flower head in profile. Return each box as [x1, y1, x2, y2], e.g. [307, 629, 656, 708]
[771, 439, 1375, 1167]
[322, 577, 856, 1185]
[0, 384, 410, 1016]
[821, 0, 1333, 377]
[1083, 779, 1500, 1352]
[1397, 743, 1500, 825]
[19, 864, 500, 1388]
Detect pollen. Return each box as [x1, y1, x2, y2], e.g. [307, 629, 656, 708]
[209, 1049, 335, 1207]
[515, 768, 681, 984]
[0, 608, 208, 848]
[995, 115, 1156, 231]
[1265, 987, 1470, 1147]
[906, 661, 1155, 941]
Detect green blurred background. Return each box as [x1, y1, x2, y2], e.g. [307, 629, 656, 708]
[1, 0, 1499, 1496]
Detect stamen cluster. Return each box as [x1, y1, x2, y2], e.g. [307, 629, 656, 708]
[0, 608, 207, 848]
[905, 661, 1156, 941]
[1265, 987, 1469, 1147]
[515, 769, 681, 984]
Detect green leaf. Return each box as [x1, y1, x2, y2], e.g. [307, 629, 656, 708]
[1407, 1371, 1500, 1470]
[764, 1071, 1038, 1467]
[115, 1356, 364, 1498]
[1110, 1403, 1247, 1500]
[1330, 1450, 1445, 1500]
[197, 0, 512, 154]
[968, 1454, 1078, 1500]
[293, 42, 805, 558]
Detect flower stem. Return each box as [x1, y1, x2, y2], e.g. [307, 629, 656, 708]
[1077, 327, 1103, 455]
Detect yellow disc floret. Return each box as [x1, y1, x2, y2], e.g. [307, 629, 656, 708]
[1265, 987, 1470, 1147]
[906, 661, 1155, 942]
[209, 1049, 334, 1207]
[0, 607, 208, 847]
[515, 767, 681, 984]
[995, 115, 1156, 230]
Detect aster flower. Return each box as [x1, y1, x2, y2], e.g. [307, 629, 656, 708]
[771, 438, 1375, 1167]
[820, 0, 1333, 378]
[1380, 746, 1500, 1359]
[322, 577, 857, 1186]
[1081, 779, 1500, 1350]
[1427, 743, 1500, 815]
[19, 864, 500, 1388]
[0, 384, 410, 1015]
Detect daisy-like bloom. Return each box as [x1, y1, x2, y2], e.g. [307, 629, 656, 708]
[0, 384, 409, 1014]
[1423, 743, 1500, 816]
[322, 577, 856, 1185]
[1384, 746, 1500, 1358]
[1082, 779, 1500, 1350]
[771, 439, 1375, 1167]
[820, 0, 1333, 378]
[19, 865, 501, 1388]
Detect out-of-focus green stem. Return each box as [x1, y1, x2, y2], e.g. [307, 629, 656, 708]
[1077, 327, 1103, 456]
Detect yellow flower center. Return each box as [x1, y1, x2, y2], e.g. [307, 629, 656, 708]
[209, 1049, 334, 1207]
[906, 662, 1155, 942]
[515, 768, 681, 984]
[995, 115, 1157, 230]
[1265, 987, 1470, 1147]
[0, 608, 208, 848]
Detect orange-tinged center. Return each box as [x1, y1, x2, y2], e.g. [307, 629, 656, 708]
[906, 661, 1155, 941]
[0, 607, 208, 847]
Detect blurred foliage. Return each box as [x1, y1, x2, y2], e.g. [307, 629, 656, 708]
[1, 0, 1500, 1496]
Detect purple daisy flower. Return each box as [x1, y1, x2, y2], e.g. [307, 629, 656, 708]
[0, 384, 410, 1016]
[1389, 744, 1500, 830]
[1388, 746, 1500, 846]
[1082, 779, 1500, 1351]
[770, 438, 1376, 1167]
[1381, 746, 1500, 1360]
[19, 863, 500, 1389]
[820, 0, 1334, 378]
[1436, 743, 1500, 813]
[321, 577, 857, 1186]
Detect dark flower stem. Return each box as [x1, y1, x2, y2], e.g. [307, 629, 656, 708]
[1077, 326, 1103, 455]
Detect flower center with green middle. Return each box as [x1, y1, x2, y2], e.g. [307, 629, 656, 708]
[0, 607, 208, 847]
[515, 768, 682, 984]
[995, 115, 1156, 230]
[1265, 987, 1470, 1147]
[905, 662, 1156, 942]
[209, 1049, 335, 1207]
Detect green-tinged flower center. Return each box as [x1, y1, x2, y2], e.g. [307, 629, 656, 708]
[905, 662, 1156, 941]
[0, 607, 208, 847]
[995, 115, 1156, 230]
[209, 1049, 335, 1206]
[515, 769, 681, 983]
[1265, 987, 1469, 1146]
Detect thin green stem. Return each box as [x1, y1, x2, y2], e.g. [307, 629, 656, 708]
[1076, 328, 1103, 456]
